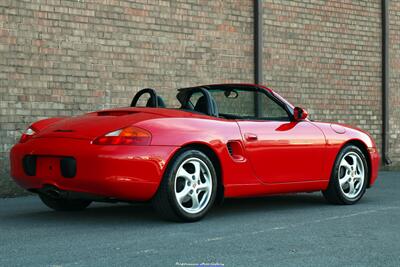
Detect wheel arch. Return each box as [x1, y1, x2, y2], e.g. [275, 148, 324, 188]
[341, 139, 372, 188]
[178, 142, 224, 205]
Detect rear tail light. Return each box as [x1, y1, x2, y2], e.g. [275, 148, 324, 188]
[19, 127, 36, 143]
[93, 126, 151, 145]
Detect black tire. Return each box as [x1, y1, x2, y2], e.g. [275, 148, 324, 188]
[322, 145, 368, 205]
[152, 149, 218, 222]
[39, 194, 92, 211]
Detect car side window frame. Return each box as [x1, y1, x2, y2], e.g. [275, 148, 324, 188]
[258, 90, 294, 121]
[233, 89, 293, 122]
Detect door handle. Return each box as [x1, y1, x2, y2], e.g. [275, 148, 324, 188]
[244, 133, 258, 141]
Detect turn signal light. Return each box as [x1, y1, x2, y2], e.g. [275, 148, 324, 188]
[93, 126, 151, 146]
[19, 127, 36, 143]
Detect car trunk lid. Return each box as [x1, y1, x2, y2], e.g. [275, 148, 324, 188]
[33, 109, 165, 141]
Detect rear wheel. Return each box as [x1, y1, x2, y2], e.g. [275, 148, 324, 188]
[152, 149, 217, 222]
[39, 194, 92, 211]
[323, 145, 368, 204]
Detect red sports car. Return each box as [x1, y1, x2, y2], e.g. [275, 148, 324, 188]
[10, 84, 380, 221]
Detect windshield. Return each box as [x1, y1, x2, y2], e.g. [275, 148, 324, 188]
[188, 88, 290, 120]
[131, 85, 291, 121]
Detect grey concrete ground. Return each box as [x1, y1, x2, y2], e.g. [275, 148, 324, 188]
[0, 172, 399, 267]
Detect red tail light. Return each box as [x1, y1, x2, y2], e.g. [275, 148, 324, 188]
[93, 126, 151, 145]
[19, 127, 36, 143]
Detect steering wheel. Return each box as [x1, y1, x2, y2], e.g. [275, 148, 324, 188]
[130, 88, 158, 108]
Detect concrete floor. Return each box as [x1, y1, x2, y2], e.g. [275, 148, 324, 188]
[0, 171, 399, 267]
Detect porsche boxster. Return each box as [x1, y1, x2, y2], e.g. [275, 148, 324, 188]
[10, 84, 380, 221]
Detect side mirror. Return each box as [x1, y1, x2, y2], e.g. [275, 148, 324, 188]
[293, 107, 308, 121]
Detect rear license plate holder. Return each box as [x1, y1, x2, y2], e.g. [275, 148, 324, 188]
[36, 157, 61, 179]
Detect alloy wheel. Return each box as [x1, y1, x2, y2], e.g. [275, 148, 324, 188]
[174, 157, 213, 214]
[338, 151, 365, 199]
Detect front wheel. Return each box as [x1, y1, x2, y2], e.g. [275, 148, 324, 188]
[322, 145, 368, 205]
[152, 149, 217, 222]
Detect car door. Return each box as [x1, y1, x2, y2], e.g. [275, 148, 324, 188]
[237, 92, 326, 184]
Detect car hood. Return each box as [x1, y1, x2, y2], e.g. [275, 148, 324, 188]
[33, 107, 195, 140]
[329, 122, 371, 136]
[311, 120, 377, 148]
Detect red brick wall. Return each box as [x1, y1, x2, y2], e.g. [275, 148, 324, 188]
[0, 0, 398, 196]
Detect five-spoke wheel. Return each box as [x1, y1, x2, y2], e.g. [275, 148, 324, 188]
[338, 151, 365, 199]
[323, 145, 368, 204]
[174, 158, 213, 214]
[152, 149, 217, 222]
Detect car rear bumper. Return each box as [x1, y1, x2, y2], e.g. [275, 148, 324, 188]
[10, 138, 179, 201]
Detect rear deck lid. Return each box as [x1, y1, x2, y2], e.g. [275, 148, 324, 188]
[34, 109, 163, 140]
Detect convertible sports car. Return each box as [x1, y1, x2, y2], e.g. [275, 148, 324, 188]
[10, 84, 380, 221]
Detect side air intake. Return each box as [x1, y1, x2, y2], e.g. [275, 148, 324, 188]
[227, 143, 234, 156]
[226, 141, 245, 161]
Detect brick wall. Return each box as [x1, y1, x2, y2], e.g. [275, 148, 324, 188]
[0, 0, 254, 196]
[0, 0, 398, 196]
[263, 0, 382, 148]
[389, 0, 400, 166]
